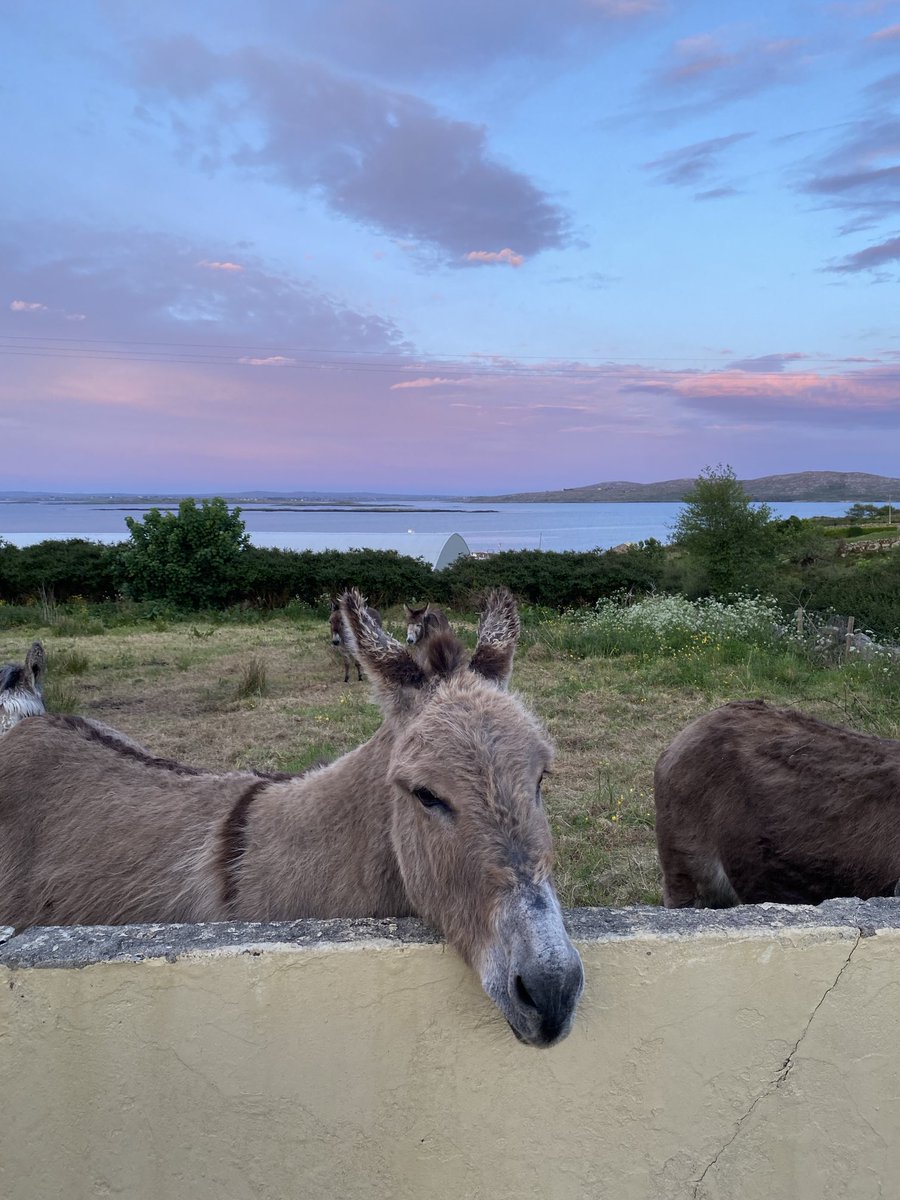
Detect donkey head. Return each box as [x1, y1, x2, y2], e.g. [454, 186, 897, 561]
[404, 603, 429, 645]
[0, 641, 47, 734]
[329, 601, 345, 646]
[341, 589, 583, 1047]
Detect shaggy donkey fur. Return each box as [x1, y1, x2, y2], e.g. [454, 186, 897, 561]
[0, 642, 45, 734]
[0, 589, 583, 1047]
[655, 699, 900, 906]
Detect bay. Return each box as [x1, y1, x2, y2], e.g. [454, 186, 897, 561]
[0, 499, 879, 554]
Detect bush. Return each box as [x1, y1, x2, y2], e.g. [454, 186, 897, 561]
[0, 539, 118, 604]
[777, 553, 900, 641]
[241, 546, 436, 609]
[115, 499, 249, 609]
[441, 542, 666, 609]
[670, 465, 774, 595]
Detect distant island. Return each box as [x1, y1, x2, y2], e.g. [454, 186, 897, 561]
[2, 471, 898, 507]
[462, 471, 900, 504]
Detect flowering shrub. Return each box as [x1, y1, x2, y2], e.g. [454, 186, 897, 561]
[568, 593, 785, 657]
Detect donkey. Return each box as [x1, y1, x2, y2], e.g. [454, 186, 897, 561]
[0, 589, 583, 1047]
[404, 602, 452, 660]
[654, 699, 900, 907]
[330, 599, 382, 682]
[0, 641, 46, 734]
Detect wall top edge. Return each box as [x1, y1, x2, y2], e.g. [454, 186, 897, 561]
[2, 899, 898, 970]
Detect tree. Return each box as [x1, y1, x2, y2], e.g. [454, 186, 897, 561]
[116, 498, 250, 609]
[845, 503, 891, 523]
[670, 465, 774, 595]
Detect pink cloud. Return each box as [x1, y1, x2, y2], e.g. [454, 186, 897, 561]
[10, 299, 48, 312]
[197, 260, 244, 271]
[464, 248, 525, 267]
[2, 339, 897, 492]
[867, 22, 900, 40]
[390, 376, 457, 389]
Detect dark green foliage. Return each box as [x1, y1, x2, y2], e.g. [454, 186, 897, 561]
[116, 498, 250, 609]
[670, 465, 774, 595]
[773, 552, 900, 640]
[441, 541, 666, 609]
[845, 503, 895, 523]
[240, 546, 435, 608]
[0, 539, 118, 603]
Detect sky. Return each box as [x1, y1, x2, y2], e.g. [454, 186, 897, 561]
[2, 0, 899, 494]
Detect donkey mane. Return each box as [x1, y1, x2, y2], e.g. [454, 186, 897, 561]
[48, 714, 294, 781]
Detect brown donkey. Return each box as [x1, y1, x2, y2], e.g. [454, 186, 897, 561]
[404, 602, 451, 659]
[654, 699, 900, 907]
[330, 598, 382, 682]
[0, 641, 46, 734]
[0, 589, 583, 1047]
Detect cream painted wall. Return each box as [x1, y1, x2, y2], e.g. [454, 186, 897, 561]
[1, 904, 898, 1200]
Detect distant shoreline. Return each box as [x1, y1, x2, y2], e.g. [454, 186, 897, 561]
[1, 470, 897, 507]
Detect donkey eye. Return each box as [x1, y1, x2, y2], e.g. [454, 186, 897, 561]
[413, 786, 453, 814]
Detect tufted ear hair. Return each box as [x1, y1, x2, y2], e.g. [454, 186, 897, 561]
[341, 589, 427, 710]
[469, 588, 520, 690]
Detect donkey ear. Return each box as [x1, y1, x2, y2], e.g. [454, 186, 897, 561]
[341, 589, 427, 708]
[25, 641, 45, 690]
[469, 588, 520, 689]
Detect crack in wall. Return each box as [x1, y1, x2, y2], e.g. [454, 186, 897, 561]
[691, 929, 862, 1199]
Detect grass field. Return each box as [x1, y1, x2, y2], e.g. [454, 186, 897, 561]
[3, 596, 899, 908]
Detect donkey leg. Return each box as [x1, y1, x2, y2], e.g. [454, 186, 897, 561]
[661, 869, 699, 908]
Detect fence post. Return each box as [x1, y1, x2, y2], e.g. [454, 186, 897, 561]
[795, 607, 804, 636]
[845, 615, 855, 656]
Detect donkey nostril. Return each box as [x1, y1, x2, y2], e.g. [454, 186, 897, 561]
[515, 974, 538, 1010]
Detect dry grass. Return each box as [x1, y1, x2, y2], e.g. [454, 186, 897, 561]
[2, 606, 898, 908]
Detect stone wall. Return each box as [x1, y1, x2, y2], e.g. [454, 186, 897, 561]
[3, 901, 899, 1199]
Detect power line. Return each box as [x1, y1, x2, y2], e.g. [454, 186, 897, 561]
[0, 335, 892, 379]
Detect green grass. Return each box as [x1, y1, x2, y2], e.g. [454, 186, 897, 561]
[2, 594, 898, 909]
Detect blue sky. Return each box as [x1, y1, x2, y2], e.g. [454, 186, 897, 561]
[2, 0, 899, 492]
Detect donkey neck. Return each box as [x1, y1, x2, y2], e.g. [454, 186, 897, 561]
[232, 725, 413, 921]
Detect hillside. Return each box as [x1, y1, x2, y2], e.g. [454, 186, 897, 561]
[465, 471, 900, 504]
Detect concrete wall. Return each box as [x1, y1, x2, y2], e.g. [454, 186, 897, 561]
[2, 901, 899, 1200]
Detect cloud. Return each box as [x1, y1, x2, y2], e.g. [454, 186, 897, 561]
[390, 377, 457, 389]
[645, 32, 808, 118]
[3, 329, 898, 490]
[867, 22, 900, 42]
[238, 355, 297, 366]
[252, 0, 665, 82]
[725, 353, 808, 372]
[464, 248, 525, 267]
[198, 260, 244, 271]
[0, 222, 408, 357]
[829, 234, 900, 272]
[629, 364, 900, 426]
[694, 186, 740, 200]
[135, 37, 570, 261]
[10, 299, 48, 312]
[643, 132, 752, 187]
[799, 113, 900, 231]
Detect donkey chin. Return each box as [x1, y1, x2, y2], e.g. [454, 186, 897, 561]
[478, 882, 584, 1048]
